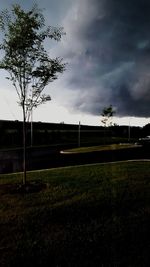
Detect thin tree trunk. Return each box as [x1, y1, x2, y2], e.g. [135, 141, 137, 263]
[23, 106, 27, 185]
[31, 107, 33, 147]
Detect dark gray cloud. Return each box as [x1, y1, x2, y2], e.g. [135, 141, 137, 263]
[1, 0, 150, 118]
[60, 0, 150, 117]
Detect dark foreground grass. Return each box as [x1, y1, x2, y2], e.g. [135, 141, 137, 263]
[0, 161, 150, 267]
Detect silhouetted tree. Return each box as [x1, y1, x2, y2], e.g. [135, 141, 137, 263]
[0, 4, 66, 185]
[101, 105, 115, 127]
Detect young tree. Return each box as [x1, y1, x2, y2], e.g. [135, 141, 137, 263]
[0, 4, 66, 185]
[101, 105, 115, 127]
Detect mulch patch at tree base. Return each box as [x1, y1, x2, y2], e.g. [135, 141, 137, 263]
[0, 182, 46, 194]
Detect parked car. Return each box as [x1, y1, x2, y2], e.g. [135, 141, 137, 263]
[139, 136, 150, 145]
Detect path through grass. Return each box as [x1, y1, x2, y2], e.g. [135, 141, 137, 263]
[61, 143, 139, 153]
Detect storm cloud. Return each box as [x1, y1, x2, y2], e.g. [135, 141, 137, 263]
[57, 0, 150, 117]
[1, 0, 150, 122]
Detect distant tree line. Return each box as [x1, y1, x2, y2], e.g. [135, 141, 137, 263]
[0, 120, 149, 149]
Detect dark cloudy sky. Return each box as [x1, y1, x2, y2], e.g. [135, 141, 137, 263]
[0, 0, 150, 125]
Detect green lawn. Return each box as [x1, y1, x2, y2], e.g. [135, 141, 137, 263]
[61, 143, 139, 153]
[0, 161, 150, 266]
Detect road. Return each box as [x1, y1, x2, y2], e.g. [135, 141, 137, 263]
[0, 144, 150, 174]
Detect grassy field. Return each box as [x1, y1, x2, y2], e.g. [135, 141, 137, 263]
[0, 161, 150, 266]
